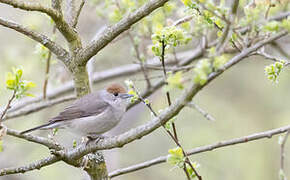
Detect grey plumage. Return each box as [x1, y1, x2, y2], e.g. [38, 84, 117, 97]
[20, 84, 132, 135]
[49, 92, 109, 122]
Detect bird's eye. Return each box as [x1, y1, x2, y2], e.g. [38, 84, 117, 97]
[113, 92, 118, 96]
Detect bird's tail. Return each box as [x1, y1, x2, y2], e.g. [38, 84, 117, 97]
[20, 123, 53, 134]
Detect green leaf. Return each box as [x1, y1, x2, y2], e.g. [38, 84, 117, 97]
[279, 169, 286, 180]
[181, 0, 192, 6]
[193, 59, 212, 85]
[186, 162, 200, 179]
[52, 128, 59, 136]
[144, 99, 150, 105]
[109, 8, 123, 23]
[34, 43, 49, 61]
[263, 21, 280, 32]
[281, 18, 290, 32]
[127, 89, 138, 103]
[24, 93, 36, 97]
[24, 81, 36, 89]
[167, 147, 185, 168]
[164, 117, 176, 130]
[151, 26, 191, 56]
[5, 68, 36, 98]
[213, 54, 231, 70]
[264, 60, 286, 83]
[167, 71, 184, 90]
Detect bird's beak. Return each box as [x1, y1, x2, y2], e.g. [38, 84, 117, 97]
[119, 93, 134, 99]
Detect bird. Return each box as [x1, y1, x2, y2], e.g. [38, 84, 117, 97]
[20, 83, 133, 137]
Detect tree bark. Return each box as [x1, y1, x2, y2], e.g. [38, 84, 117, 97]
[84, 151, 109, 180]
[71, 64, 91, 97]
[71, 63, 109, 180]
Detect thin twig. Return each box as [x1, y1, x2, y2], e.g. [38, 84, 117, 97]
[109, 124, 290, 178]
[187, 102, 215, 121]
[6, 128, 63, 150]
[199, 2, 230, 24]
[0, 91, 16, 121]
[280, 130, 290, 180]
[173, 15, 194, 26]
[136, 63, 195, 71]
[43, 51, 52, 99]
[216, 0, 239, 54]
[161, 39, 202, 180]
[5, 95, 75, 120]
[72, 0, 85, 28]
[43, 26, 57, 99]
[128, 32, 151, 88]
[265, 3, 275, 19]
[270, 41, 290, 59]
[255, 50, 290, 66]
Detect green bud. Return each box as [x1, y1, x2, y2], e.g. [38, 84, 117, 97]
[144, 99, 150, 105]
[73, 140, 77, 148]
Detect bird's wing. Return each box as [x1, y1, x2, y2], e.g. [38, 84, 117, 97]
[49, 93, 110, 123]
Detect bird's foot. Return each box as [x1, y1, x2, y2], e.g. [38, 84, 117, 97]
[85, 134, 106, 146]
[49, 149, 64, 157]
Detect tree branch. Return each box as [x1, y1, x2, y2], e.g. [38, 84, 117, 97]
[52, 0, 62, 13]
[3, 50, 197, 121]
[269, 11, 290, 21]
[0, 17, 70, 64]
[79, 0, 170, 65]
[187, 102, 215, 121]
[0, 28, 287, 178]
[6, 128, 63, 150]
[109, 124, 290, 178]
[0, 91, 16, 121]
[0, 155, 59, 176]
[0, 0, 59, 18]
[280, 130, 290, 180]
[72, 0, 85, 28]
[4, 95, 75, 120]
[0, 0, 81, 52]
[65, 31, 288, 160]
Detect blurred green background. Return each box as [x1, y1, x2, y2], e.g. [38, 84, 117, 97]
[1, 0, 290, 180]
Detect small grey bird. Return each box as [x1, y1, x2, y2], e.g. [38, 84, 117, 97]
[21, 83, 133, 136]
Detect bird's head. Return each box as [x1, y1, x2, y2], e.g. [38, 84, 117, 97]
[102, 83, 133, 106]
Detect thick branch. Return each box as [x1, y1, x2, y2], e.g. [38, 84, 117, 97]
[79, 0, 170, 65]
[0, 17, 70, 64]
[0, 0, 81, 51]
[269, 11, 290, 21]
[109, 124, 290, 178]
[0, 0, 59, 18]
